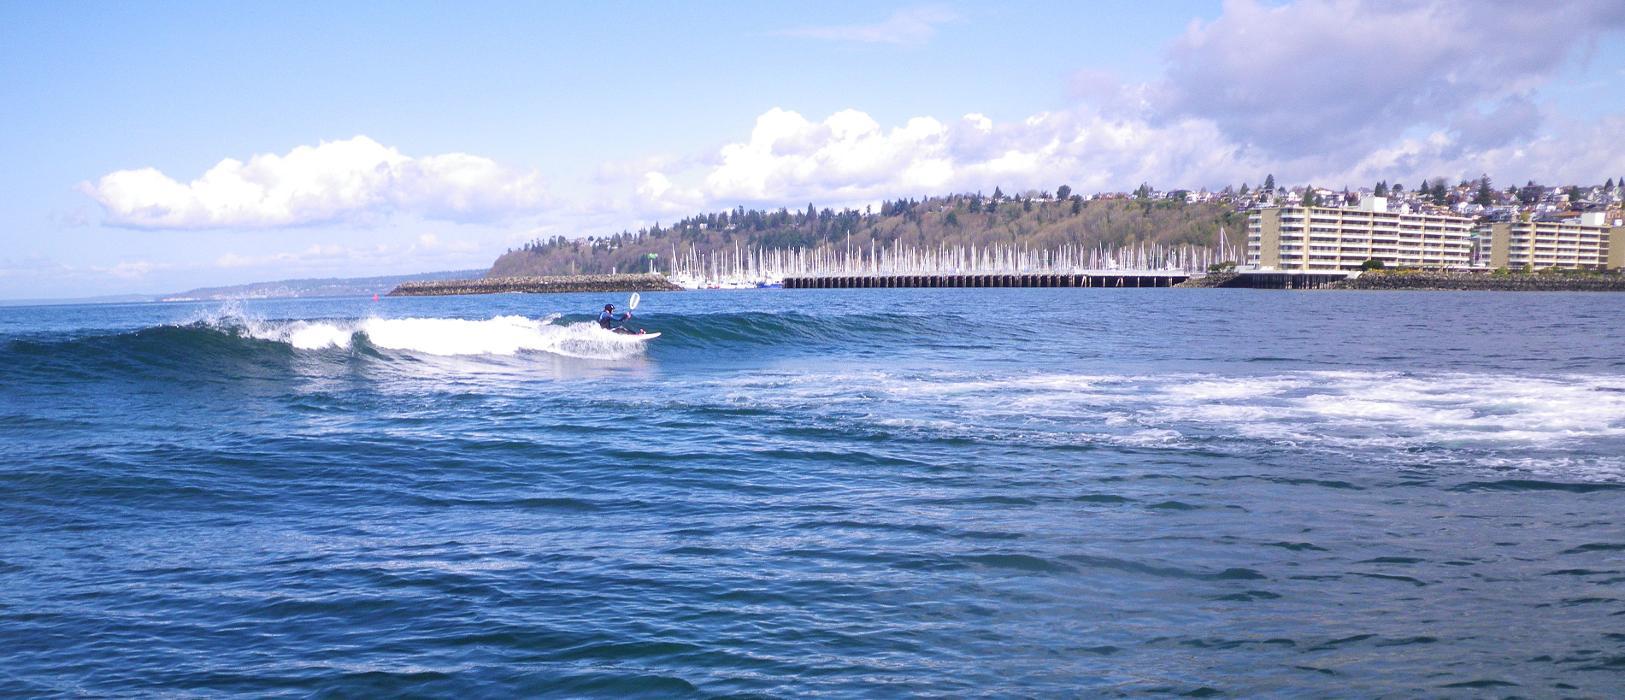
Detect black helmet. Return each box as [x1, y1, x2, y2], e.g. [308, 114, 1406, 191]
[604, 303, 615, 311]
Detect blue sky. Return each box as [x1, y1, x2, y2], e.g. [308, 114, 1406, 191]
[2, 0, 1622, 298]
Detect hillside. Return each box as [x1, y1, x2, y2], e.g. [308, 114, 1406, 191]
[489, 193, 1244, 277]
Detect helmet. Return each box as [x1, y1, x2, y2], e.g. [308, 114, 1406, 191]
[604, 304, 615, 311]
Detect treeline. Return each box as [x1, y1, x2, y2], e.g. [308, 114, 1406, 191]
[488, 191, 1243, 277]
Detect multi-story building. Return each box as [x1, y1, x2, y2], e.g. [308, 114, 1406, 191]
[1245, 197, 1475, 271]
[1478, 212, 1625, 271]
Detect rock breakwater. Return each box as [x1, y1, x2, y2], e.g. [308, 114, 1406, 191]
[1329, 270, 1625, 292]
[387, 273, 682, 296]
[1175, 272, 1239, 288]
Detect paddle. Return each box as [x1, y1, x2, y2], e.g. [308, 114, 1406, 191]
[625, 292, 644, 334]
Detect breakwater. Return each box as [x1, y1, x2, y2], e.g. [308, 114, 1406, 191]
[1174, 271, 1239, 288]
[1329, 271, 1625, 292]
[388, 273, 682, 296]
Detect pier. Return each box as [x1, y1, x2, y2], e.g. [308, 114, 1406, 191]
[783, 272, 1190, 288]
[1229, 270, 1353, 289]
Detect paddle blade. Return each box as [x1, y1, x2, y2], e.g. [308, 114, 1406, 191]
[628, 292, 641, 311]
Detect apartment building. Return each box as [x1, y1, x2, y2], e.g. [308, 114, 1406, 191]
[1478, 212, 1625, 270]
[1246, 197, 1475, 271]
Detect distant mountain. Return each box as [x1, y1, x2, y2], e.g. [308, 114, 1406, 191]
[0, 293, 157, 307]
[159, 270, 485, 302]
[489, 194, 1243, 277]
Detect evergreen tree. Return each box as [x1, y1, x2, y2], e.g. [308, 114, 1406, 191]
[1474, 176, 1494, 206]
[992, 186, 1005, 200]
[1056, 184, 1072, 200]
[1070, 196, 1083, 214]
[1239, 183, 1250, 195]
[1022, 197, 1033, 212]
[1374, 181, 1388, 197]
[1302, 186, 1319, 207]
[1263, 174, 1275, 191]
[1518, 181, 1541, 205]
[1606, 178, 1615, 190]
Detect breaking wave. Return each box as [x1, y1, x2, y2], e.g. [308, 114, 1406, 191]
[0, 308, 653, 377]
[231, 313, 650, 359]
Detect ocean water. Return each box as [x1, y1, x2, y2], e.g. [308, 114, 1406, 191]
[2, 288, 1623, 696]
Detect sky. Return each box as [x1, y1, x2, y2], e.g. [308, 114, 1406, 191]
[2, 0, 1623, 298]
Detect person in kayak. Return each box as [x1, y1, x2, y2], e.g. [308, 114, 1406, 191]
[598, 303, 636, 332]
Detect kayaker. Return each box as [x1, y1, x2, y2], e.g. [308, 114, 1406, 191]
[598, 303, 634, 331]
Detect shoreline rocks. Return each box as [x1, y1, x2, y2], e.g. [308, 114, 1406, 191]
[1175, 272, 1239, 288]
[387, 273, 682, 296]
[1327, 271, 1625, 292]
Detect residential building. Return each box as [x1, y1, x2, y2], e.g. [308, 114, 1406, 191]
[1245, 197, 1475, 271]
[1479, 212, 1625, 271]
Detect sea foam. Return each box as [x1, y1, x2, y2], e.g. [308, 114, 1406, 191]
[190, 307, 647, 360]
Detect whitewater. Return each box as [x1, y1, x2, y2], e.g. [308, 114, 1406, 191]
[2, 288, 1623, 696]
[186, 305, 654, 358]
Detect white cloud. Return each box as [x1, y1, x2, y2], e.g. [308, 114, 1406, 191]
[81, 136, 545, 230]
[1146, 0, 1625, 160]
[777, 6, 959, 46]
[1337, 114, 1625, 188]
[632, 107, 1259, 211]
[624, 98, 1623, 217]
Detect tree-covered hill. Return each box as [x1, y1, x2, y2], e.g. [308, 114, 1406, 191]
[488, 192, 1244, 277]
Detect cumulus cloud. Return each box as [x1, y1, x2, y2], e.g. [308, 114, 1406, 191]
[628, 98, 1622, 218]
[1340, 113, 1625, 187]
[81, 136, 545, 230]
[631, 107, 1260, 212]
[1146, 0, 1625, 161]
[777, 6, 959, 46]
[604, 4, 1622, 214]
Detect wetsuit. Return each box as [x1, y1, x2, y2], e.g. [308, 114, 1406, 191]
[598, 310, 629, 329]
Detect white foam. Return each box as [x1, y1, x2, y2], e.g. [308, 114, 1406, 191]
[694, 368, 1625, 480]
[187, 307, 646, 360]
[284, 321, 356, 350]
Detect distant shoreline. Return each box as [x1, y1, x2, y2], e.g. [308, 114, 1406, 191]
[386, 273, 682, 296]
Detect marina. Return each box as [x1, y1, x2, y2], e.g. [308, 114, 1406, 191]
[783, 271, 1192, 288]
[666, 237, 1238, 289]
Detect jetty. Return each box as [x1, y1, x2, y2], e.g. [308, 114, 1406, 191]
[1328, 270, 1625, 292]
[387, 273, 681, 297]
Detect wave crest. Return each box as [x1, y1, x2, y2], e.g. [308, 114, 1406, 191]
[224, 312, 650, 359]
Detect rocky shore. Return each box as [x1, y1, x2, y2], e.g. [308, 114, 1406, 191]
[387, 273, 682, 296]
[1174, 272, 1239, 288]
[1327, 270, 1625, 292]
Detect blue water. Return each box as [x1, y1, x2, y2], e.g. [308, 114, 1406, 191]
[3, 289, 1624, 696]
